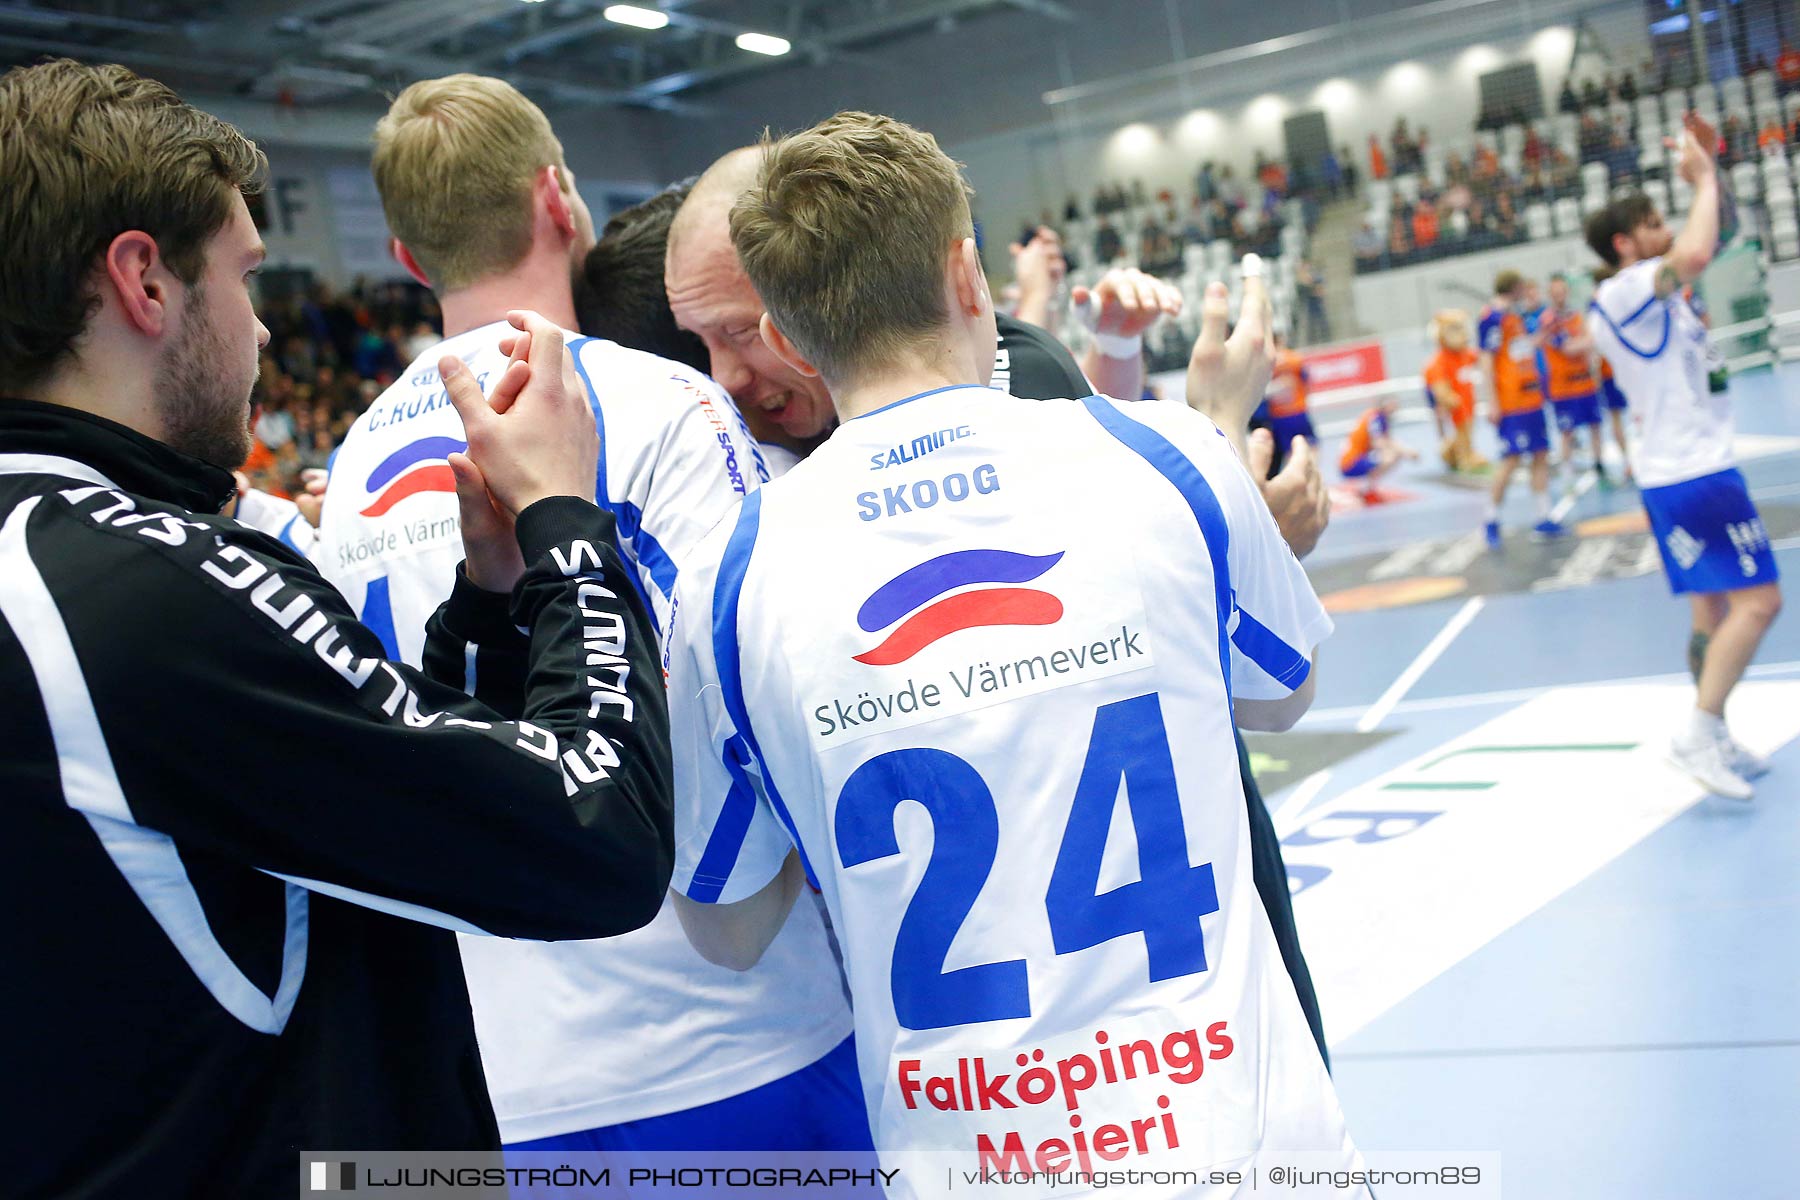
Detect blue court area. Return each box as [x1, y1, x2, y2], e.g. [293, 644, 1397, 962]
[1262, 365, 1800, 1198]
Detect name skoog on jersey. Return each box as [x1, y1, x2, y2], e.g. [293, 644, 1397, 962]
[810, 546, 1153, 742]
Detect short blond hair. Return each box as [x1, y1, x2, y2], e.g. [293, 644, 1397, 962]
[729, 111, 973, 383]
[372, 74, 566, 291]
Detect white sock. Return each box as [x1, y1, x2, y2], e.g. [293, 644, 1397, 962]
[1534, 491, 1550, 520]
[1484, 499, 1499, 522]
[1686, 708, 1726, 746]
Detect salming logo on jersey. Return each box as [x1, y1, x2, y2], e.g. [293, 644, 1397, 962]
[360, 436, 465, 517]
[869, 425, 975, 471]
[854, 549, 1064, 666]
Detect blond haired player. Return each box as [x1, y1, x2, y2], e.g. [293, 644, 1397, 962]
[665, 112, 1363, 1196]
[315, 75, 865, 1154]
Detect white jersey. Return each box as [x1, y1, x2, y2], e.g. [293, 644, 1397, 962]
[1589, 257, 1731, 488]
[667, 385, 1358, 1195]
[315, 321, 852, 1139]
[232, 487, 315, 557]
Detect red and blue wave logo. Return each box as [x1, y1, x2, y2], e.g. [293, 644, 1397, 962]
[360, 436, 466, 517]
[853, 549, 1064, 666]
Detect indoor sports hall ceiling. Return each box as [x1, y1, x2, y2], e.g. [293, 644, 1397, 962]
[0, 0, 1087, 113]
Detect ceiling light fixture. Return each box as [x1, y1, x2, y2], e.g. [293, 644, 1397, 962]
[736, 31, 791, 56]
[603, 4, 668, 28]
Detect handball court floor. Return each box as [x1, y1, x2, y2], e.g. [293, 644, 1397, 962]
[1257, 364, 1800, 1198]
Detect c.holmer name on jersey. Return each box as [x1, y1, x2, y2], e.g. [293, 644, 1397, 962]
[364, 366, 492, 433]
[868, 424, 974, 471]
[813, 622, 1150, 741]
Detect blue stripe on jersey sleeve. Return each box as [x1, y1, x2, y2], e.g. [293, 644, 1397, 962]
[698, 490, 819, 898]
[277, 514, 304, 553]
[1080, 397, 1234, 698]
[1230, 605, 1312, 690]
[567, 335, 664, 633]
[1589, 297, 1671, 360]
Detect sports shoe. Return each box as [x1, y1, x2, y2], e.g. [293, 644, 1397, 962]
[1667, 734, 1753, 800]
[1484, 520, 1501, 548]
[1532, 518, 1567, 541]
[1718, 733, 1770, 780]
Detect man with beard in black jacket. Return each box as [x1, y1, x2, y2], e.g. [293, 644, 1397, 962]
[0, 60, 674, 1196]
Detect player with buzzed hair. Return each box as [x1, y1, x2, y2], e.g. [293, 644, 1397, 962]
[664, 112, 1364, 1191]
[1586, 112, 1781, 800]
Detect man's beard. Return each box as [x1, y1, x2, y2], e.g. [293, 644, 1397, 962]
[156, 284, 254, 471]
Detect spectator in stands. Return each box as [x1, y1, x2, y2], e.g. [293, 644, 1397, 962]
[1619, 70, 1638, 103]
[1778, 43, 1800, 94]
[1578, 113, 1606, 162]
[1524, 125, 1546, 171]
[1064, 193, 1081, 221]
[1389, 211, 1412, 262]
[1559, 77, 1580, 114]
[1218, 164, 1246, 211]
[1605, 131, 1638, 183]
[1369, 134, 1388, 181]
[1322, 146, 1344, 196]
[1094, 215, 1122, 263]
[1491, 189, 1520, 242]
[1340, 144, 1361, 194]
[1582, 77, 1605, 108]
[1759, 118, 1787, 153]
[1411, 200, 1440, 255]
[1353, 219, 1383, 269]
[1297, 259, 1330, 344]
[1723, 114, 1751, 167]
[1130, 178, 1148, 207]
[1549, 146, 1580, 194]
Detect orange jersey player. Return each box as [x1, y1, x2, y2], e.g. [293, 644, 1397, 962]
[1264, 333, 1315, 446]
[1540, 274, 1608, 484]
[1477, 270, 1562, 546]
[1339, 394, 1417, 502]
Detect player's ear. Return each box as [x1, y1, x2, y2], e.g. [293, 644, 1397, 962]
[391, 238, 431, 289]
[950, 236, 987, 319]
[102, 230, 171, 340]
[540, 165, 578, 240]
[758, 313, 820, 379]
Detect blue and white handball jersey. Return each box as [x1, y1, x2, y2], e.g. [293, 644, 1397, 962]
[316, 322, 854, 1141]
[1589, 258, 1731, 489]
[667, 385, 1359, 1193]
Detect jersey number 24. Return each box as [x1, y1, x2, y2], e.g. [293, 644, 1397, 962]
[834, 692, 1220, 1031]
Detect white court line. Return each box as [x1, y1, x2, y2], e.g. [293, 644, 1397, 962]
[1774, 536, 1800, 552]
[1271, 769, 1334, 838]
[1306, 658, 1800, 725]
[1752, 482, 1800, 502]
[1354, 595, 1486, 732]
[1549, 468, 1598, 523]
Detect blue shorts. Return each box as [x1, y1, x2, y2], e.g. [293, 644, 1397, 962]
[1270, 412, 1316, 446]
[1550, 393, 1601, 433]
[1601, 377, 1628, 410]
[505, 1036, 873, 1155]
[1342, 453, 1377, 478]
[1496, 408, 1550, 457]
[1640, 468, 1781, 595]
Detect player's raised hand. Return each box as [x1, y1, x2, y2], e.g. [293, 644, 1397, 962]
[441, 309, 597, 517]
[1186, 255, 1276, 448]
[1669, 111, 1719, 184]
[1010, 226, 1067, 294]
[1247, 429, 1330, 559]
[1073, 268, 1183, 339]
